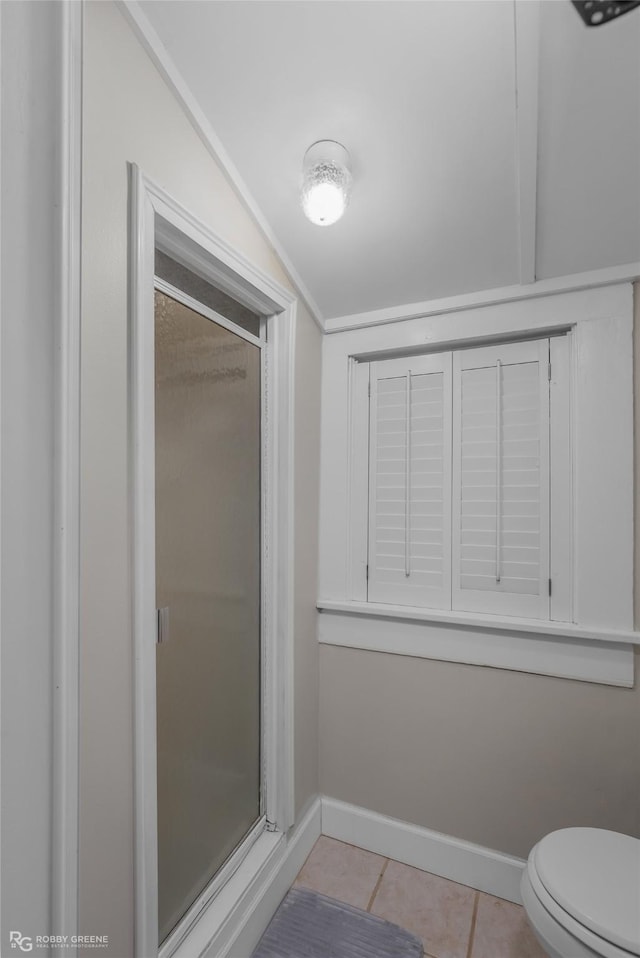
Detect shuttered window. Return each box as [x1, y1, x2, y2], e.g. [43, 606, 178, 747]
[366, 338, 555, 619]
[368, 354, 452, 608]
[451, 340, 550, 618]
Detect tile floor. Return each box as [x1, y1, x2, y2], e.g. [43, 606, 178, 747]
[293, 836, 547, 958]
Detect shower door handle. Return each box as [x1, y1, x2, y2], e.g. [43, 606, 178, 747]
[157, 606, 170, 645]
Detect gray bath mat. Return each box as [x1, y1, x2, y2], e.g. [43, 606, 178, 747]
[252, 886, 423, 958]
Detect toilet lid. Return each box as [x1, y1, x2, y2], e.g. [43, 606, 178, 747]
[533, 828, 640, 956]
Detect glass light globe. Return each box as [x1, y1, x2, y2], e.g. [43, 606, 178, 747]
[301, 142, 352, 227]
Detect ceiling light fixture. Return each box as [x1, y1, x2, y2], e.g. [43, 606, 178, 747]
[301, 140, 352, 227]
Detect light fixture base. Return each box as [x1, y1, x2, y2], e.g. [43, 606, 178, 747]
[303, 140, 351, 171]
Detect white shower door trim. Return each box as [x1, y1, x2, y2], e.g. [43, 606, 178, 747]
[129, 164, 296, 958]
[153, 277, 265, 350]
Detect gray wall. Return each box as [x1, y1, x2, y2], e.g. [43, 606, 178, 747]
[79, 4, 320, 955]
[319, 646, 640, 859]
[318, 284, 640, 860]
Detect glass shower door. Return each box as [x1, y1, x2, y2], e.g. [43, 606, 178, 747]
[154, 288, 262, 942]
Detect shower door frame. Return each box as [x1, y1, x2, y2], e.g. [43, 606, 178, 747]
[129, 165, 296, 958]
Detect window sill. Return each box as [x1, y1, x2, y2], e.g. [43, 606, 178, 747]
[317, 600, 640, 645]
[316, 600, 637, 687]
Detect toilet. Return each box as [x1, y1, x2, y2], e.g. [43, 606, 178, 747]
[521, 828, 640, 958]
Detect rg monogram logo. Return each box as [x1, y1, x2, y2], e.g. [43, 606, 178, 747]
[9, 932, 33, 952]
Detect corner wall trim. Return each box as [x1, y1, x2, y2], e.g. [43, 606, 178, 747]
[321, 797, 525, 905]
[52, 2, 83, 955]
[513, 0, 540, 285]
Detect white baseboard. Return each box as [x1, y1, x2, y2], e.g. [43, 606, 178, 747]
[321, 797, 525, 905]
[214, 797, 321, 958]
[162, 794, 523, 958]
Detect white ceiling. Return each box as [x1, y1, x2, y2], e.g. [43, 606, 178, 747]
[536, 1, 640, 279]
[139, 0, 640, 322]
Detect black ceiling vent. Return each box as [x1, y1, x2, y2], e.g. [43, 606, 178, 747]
[571, 0, 640, 26]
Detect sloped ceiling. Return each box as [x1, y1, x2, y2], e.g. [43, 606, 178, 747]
[138, 0, 640, 322]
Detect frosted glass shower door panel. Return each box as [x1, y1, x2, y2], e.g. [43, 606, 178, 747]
[155, 291, 262, 942]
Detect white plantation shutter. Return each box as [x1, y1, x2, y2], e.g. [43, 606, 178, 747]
[451, 340, 550, 618]
[368, 353, 452, 608]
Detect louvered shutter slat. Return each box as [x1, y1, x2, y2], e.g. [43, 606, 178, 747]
[452, 340, 550, 618]
[368, 354, 452, 608]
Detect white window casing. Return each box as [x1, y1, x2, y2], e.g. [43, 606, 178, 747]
[317, 283, 637, 686]
[549, 334, 573, 624]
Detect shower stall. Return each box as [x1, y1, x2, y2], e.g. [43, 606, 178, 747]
[129, 171, 295, 958]
[154, 256, 264, 942]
